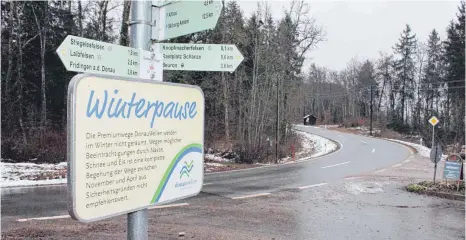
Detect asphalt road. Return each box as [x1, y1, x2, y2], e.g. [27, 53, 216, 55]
[1, 126, 412, 226]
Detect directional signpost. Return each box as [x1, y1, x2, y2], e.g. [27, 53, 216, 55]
[157, 43, 244, 72]
[151, 0, 223, 41]
[56, 35, 163, 81]
[59, 1, 246, 239]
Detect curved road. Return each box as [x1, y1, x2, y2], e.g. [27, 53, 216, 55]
[1, 126, 412, 225]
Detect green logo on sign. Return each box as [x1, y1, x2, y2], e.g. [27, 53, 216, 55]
[180, 160, 194, 179]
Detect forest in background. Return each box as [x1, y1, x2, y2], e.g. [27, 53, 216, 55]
[305, 1, 465, 150]
[1, 0, 464, 164]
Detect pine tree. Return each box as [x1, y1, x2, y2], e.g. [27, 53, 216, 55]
[422, 29, 443, 119]
[443, 1, 465, 145]
[393, 24, 417, 124]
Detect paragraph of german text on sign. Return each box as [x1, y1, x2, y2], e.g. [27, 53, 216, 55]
[83, 130, 181, 209]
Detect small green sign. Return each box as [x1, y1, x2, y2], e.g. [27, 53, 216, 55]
[157, 43, 244, 72]
[152, 0, 223, 41]
[56, 35, 163, 80]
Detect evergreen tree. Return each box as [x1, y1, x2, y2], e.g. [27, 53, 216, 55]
[393, 24, 417, 124]
[443, 1, 465, 144]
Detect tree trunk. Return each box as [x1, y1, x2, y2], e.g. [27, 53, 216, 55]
[78, 1, 83, 36]
[119, 0, 131, 46]
[15, 3, 27, 146]
[32, 3, 48, 130]
[5, 2, 15, 102]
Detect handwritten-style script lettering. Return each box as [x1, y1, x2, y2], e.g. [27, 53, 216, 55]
[86, 89, 198, 128]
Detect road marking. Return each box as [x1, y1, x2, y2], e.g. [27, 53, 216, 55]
[321, 161, 351, 169]
[393, 164, 402, 168]
[297, 183, 328, 190]
[361, 141, 367, 144]
[4, 184, 66, 190]
[372, 148, 375, 153]
[148, 202, 189, 209]
[231, 193, 271, 200]
[17, 215, 70, 222]
[203, 183, 212, 186]
[375, 169, 387, 173]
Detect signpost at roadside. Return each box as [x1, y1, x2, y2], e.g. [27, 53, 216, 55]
[430, 143, 443, 183]
[157, 43, 244, 72]
[67, 74, 204, 222]
[428, 116, 441, 183]
[56, 35, 163, 81]
[59, 0, 246, 238]
[151, 0, 223, 41]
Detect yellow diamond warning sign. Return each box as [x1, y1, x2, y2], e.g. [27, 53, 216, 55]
[429, 116, 439, 126]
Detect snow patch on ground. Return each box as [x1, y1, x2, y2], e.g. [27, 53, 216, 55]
[299, 132, 338, 158]
[345, 182, 384, 195]
[204, 162, 225, 167]
[204, 154, 232, 163]
[1, 162, 67, 188]
[383, 138, 447, 160]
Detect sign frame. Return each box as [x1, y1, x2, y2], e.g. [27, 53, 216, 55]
[67, 73, 205, 223]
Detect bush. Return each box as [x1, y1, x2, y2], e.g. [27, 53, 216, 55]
[386, 121, 412, 134]
[1, 128, 66, 164]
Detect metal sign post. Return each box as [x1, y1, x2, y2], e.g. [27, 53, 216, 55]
[128, 1, 152, 239]
[428, 116, 440, 183]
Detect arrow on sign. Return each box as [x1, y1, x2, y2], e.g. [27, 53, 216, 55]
[152, 0, 223, 41]
[56, 35, 163, 81]
[156, 43, 244, 72]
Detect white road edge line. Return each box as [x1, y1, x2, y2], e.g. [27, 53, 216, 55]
[297, 183, 328, 190]
[361, 141, 367, 144]
[321, 161, 351, 169]
[148, 202, 189, 209]
[17, 203, 191, 222]
[203, 183, 212, 186]
[393, 164, 402, 168]
[372, 148, 375, 153]
[231, 193, 271, 200]
[17, 215, 70, 222]
[375, 169, 387, 173]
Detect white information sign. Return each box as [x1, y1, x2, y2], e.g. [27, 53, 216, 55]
[67, 74, 204, 222]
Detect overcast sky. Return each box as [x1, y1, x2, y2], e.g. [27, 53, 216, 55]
[234, 0, 460, 72]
